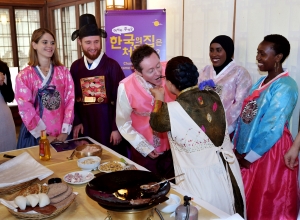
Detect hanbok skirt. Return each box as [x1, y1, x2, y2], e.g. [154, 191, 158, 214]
[242, 126, 299, 220]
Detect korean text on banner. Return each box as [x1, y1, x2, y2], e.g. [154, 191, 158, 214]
[105, 9, 166, 77]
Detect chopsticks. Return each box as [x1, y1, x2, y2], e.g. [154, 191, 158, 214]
[3, 154, 16, 158]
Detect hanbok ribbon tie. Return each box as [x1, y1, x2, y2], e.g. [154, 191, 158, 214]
[33, 65, 55, 118]
[36, 85, 57, 117]
[218, 148, 235, 163]
[242, 71, 289, 111]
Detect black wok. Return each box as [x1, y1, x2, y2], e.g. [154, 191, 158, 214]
[86, 170, 170, 209]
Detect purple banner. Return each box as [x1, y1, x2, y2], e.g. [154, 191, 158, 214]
[105, 9, 166, 76]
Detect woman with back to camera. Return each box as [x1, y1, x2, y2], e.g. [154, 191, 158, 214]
[15, 28, 75, 148]
[149, 56, 246, 217]
[233, 34, 299, 219]
[0, 59, 17, 151]
[199, 35, 252, 137]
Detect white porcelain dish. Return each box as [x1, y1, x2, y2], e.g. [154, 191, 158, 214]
[156, 194, 181, 213]
[63, 171, 94, 185]
[77, 156, 101, 171]
[98, 161, 125, 173]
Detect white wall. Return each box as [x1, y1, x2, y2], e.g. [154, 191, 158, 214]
[148, 0, 300, 138]
[147, 0, 183, 61]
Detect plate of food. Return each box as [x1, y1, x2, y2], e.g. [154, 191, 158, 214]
[63, 171, 94, 185]
[98, 161, 125, 173]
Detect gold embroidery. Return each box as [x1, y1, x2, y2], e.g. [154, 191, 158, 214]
[153, 100, 163, 113]
[97, 97, 104, 103]
[80, 76, 106, 104]
[178, 85, 198, 96]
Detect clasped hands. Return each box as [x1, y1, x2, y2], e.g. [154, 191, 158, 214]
[234, 151, 251, 169]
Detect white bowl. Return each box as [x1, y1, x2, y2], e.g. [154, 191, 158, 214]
[156, 194, 181, 213]
[77, 156, 101, 171]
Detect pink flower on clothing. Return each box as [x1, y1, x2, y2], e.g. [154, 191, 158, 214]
[213, 102, 218, 112]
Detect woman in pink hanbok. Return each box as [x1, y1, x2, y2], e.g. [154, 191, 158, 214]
[199, 35, 252, 137]
[15, 28, 74, 148]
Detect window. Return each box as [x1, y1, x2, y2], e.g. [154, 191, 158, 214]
[0, 7, 41, 69]
[15, 9, 40, 70]
[51, 1, 99, 69]
[0, 7, 41, 70]
[0, 8, 13, 67]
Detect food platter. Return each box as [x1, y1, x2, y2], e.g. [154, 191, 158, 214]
[98, 161, 125, 173]
[6, 182, 76, 219]
[63, 171, 94, 185]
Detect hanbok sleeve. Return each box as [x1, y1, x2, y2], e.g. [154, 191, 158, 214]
[60, 67, 75, 134]
[108, 60, 125, 132]
[15, 70, 46, 138]
[244, 80, 298, 163]
[116, 83, 155, 157]
[69, 61, 82, 127]
[226, 67, 252, 133]
[149, 102, 171, 132]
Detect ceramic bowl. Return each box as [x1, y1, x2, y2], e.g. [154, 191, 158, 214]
[156, 194, 181, 213]
[77, 156, 101, 171]
[74, 144, 102, 159]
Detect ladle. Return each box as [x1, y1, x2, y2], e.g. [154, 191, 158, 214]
[140, 173, 185, 190]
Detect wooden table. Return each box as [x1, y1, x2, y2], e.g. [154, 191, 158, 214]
[0, 137, 230, 219]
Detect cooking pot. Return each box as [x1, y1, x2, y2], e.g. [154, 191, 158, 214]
[86, 170, 170, 209]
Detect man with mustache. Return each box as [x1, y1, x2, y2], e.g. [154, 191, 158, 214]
[116, 44, 176, 178]
[70, 14, 126, 155]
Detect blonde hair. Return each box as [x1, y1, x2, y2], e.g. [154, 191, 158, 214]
[28, 28, 63, 66]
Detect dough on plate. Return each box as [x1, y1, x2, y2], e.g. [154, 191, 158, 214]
[14, 196, 27, 210]
[26, 194, 39, 207]
[38, 193, 50, 208]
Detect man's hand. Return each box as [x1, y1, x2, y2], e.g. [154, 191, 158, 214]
[150, 86, 165, 101]
[73, 124, 84, 139]
[56, 133, 68, 142]
[284, 145, 299, 170]
[110, 130, 122, 145]
[148, 150, 160, 159]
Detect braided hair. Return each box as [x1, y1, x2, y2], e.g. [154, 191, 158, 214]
[165, 56, 199, 91]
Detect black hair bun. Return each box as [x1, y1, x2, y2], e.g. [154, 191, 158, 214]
[175, 63, 199, 90]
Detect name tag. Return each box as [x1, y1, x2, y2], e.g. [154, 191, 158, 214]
[84, 97, 96, 103]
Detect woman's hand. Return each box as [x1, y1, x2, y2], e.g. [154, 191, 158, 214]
[47, 135, 57, 143]
[284, 145, 299, 170]
[0, 72, 5, 86]
[56, 133, 68, 142]
[150, 86, 165, 101]
[235, 151, 251, 169]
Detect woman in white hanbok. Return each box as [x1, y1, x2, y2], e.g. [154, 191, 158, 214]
[150, 56, 246, 218]
[198, 35, 252, 137]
